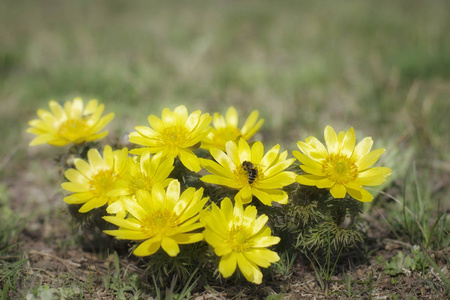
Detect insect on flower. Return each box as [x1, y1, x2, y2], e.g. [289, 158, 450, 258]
[242, 161, 258, 184]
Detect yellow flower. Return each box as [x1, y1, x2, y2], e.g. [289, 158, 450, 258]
[200, 139, 297, 206]
[293, 125, 392, 202]
[61, 146, 128, 213]
[200, 198, 280, 284]
[129, 105, 211, 172]
[103, 180, 208, 257]
[201, 107, 264, 151]
[27, 98, 114, 146]
[106, 151, 174, 216]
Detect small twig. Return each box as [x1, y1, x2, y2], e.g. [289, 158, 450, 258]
[24, 252, 33, 275]
[383, 238, 414, 249]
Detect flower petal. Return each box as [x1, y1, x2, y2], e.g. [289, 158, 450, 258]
[161, 237, 180, 257]
[219, 252, 237, 278]
[133, 236, 162, 256]
[330, 184, 347, 198]
[356, 148, 386, 171]
[324, 125, 339, 154]
[236, 253, 262, 284]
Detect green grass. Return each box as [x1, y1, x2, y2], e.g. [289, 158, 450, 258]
[1, 0, 449, 298]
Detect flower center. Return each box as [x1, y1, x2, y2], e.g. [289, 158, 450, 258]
[235, 163, 262, 186]
[160, 126, 189, 148]
[322, 154, 358, 184]
[227, 225, 253, 252]
[141, 210, 179, 236]
[129, 172, 153, 195]
[90, 170, 116, 198]
[58, 119, 90, 142]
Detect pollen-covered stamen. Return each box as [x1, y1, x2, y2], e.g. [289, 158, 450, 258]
[234, 163, 263, 185]
[160, 126, 190, 148]
[322, 154, 358, 184]
[58, 119, 89, 141]
[227, 226, 253, 252]
[129, 174, 154, 194]
[140, 210, 179, 236]
[89, 170, 116, 197]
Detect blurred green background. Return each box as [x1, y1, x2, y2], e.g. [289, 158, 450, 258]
[1, 0, 449, 169]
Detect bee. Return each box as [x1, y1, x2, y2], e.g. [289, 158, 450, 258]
[242, 161, 258, 184]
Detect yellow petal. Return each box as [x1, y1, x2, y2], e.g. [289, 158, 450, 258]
[165, 179, 180, 205]
[179, 148, 201, 172]
[64, 169, 88, 184]
[225, 107, 239, 127]
[347, 187, 374, 202]
[78, 197, 108, 212]
[324, 126, 339, 154]
[302, 136, 328, 159]
[351, 137, 373, 162]
[341, 127, 355, 157]
[48, 101, 65, 120]
[241, 110, 259, 134]
[356, 148, 385, 171]
[122, 199, 148, 222]
[210, 148, 237, 173]
[161, 237, 180, 257]
[102, 216, 142, 230]
[200, 158, 234, 178]
[238, 138, 251, 162]
[236, 186, 253, 204]
[250, 141, 264, 163]
[174, 105, 189, 124]
[316, 177, 334, 188]
[263, 159, 295, 177]
[87, 148, 106, 171]
[252, 188, 287, 205]
[260, 144, 280, 169]
[134, 126, 158, 138]
[258, 172, 296, 189]
[330, 184, 347, 198]
[242, 118, 264, 140]
[133, 236, 162, 256]
[219, 252, 237, 278]
[251, 235, 281, 248]
[161, 108, 175, 125]
[200, 175, 242, 189]
[300, 164, 323, 176]
[243, 249, 280, 268]
[296, 174, 324, 186]
[236, 253, 262, 284]
[61, 182, 89, 193]
[212, 113, 226, 128]
[356, 167, 391, 186]
[74, 159, 93, 178]
[171, 233, 204, 244]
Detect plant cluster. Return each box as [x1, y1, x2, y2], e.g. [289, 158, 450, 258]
[27, 98, 391, 286]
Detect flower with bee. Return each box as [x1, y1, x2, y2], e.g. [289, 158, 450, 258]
[200, 139, 297, 206]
